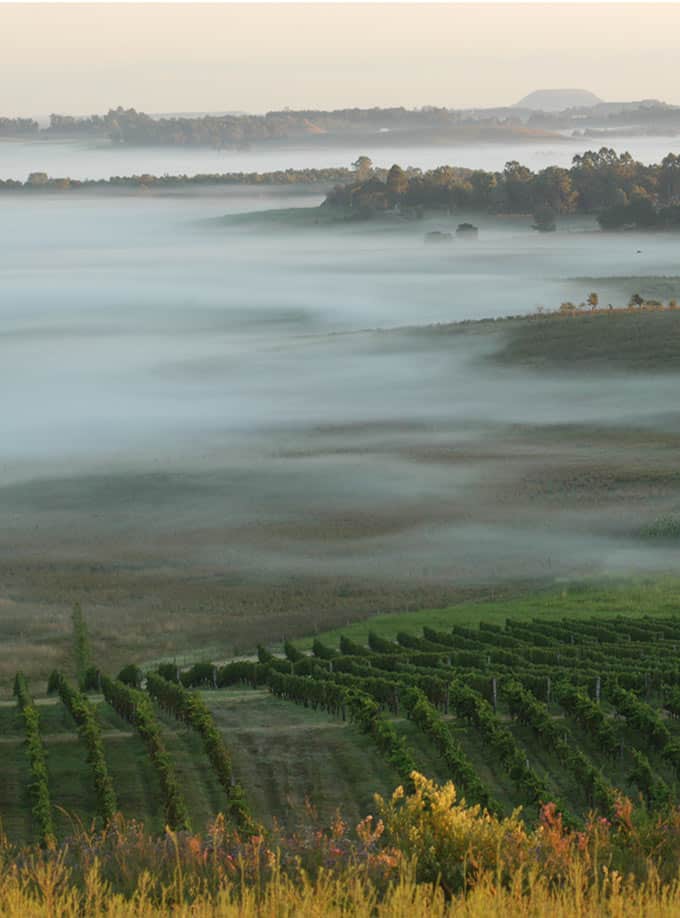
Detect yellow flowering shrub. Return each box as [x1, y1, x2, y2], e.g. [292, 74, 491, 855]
[376, 771, 529, 893]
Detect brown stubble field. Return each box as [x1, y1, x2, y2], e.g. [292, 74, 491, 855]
[0, 563, 496, 694]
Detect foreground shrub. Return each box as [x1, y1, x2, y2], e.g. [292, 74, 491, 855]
[376, 772, 527, 893]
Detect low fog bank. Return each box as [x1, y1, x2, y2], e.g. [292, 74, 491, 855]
[2, 134, 680, 182]
[3, 189, 680, 614]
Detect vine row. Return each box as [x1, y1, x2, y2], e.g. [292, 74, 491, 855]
[101, 676, 190, 830]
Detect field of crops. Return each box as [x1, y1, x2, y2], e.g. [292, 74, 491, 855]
[8, 611, 680, 845]
[214, 615, 680, 823]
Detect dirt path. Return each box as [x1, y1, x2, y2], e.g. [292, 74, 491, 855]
[0, 698, 59, 708]
[0, 730, 135, 745]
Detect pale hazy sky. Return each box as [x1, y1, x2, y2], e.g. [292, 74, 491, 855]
[1, 3, 680, 116]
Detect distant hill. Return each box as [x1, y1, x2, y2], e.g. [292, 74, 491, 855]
[516, 89, 602, 111]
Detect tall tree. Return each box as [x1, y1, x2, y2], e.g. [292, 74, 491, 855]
[352, 156, 373, 182]
[386, 164, 408, 201]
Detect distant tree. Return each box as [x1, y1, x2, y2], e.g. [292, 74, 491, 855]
[353, 175, 390, 214]
[571, 148, 644, 212]
[469, 170, 499, 209]
[629, 293, 644, 309]
[352, 156, 373, 182]
[533, 166, 577, 213]
[598, 193, 658, 230]
[587, 292, 599, 310]
[628, 192, 658, 227]
[386, 164, 409, 201]
[532, 204, 557, 232]
[117, 664, 143, 688]
[504, 160, 534, 213]
[597, 204, 630, 230]
[659, 153, 680, 205]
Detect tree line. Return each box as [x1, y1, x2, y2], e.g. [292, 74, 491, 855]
[43, 106, 481, 147]
[0, 166, 360, 193]
[0, 105, 573, 147]
[4, 98, 680, 146]
[325, 149, 680, 228]
[9, 148, 680, 234]
[0, 116, 39, 136]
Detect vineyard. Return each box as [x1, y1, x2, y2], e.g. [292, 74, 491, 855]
[210, 615, 680, 823]
[6, 610, 680, 844]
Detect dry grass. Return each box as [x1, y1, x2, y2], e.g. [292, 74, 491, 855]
[0, 563, 501, 695]
[5, 772, 680, 916]
[5, 865, 680, 917]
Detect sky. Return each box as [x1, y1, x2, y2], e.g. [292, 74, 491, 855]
[1, 2, 680, 116]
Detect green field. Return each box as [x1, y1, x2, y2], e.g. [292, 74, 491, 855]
[491, 308, 680, 372]
[298, 577, 680, 649]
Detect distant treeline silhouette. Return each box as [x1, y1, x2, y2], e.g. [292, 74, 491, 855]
[0, 106, 552, 147]
[4, 99, 680, 147]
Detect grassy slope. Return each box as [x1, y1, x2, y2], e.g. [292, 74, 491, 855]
[491, 308, 680, 372]
[299, 578, 680, 650]
[204, 687, 408, 830]
[159, 720, 229, 830]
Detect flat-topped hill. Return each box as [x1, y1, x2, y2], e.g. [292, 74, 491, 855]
[516, 89, 603, 111]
